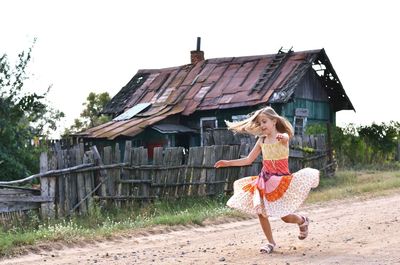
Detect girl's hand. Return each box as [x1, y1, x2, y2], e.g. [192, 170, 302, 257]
[214, 160, 230, 168]
[276, 133, 289, 143]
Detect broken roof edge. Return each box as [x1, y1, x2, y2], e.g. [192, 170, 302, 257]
[318, 49, 355, 112]
[135, 49, 325, 74]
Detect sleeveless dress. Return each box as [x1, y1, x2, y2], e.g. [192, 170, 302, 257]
[227, 141, 320, 218]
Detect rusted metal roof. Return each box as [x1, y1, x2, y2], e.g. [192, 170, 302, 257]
[151, 124, 196, 134]
[81, 48, 354, 139]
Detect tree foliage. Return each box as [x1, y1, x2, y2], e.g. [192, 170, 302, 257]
[306, 122, 400, 167]
[332, 122, 400, 167]
[63, 92, 111, 135]
[0, 44, 64, 180]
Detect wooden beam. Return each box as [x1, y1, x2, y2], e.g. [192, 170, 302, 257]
[0, 196, 54, 202]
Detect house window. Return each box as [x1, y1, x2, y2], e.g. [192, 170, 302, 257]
[200, 117, 218, 146]
[294, 117, 307, 136]
[293, 108, 309, 136]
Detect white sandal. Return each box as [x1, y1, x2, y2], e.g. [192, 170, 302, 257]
[298, 216, 309, 240]
[260, 243, 276, 254]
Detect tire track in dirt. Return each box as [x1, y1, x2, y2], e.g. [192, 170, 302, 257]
[1, 193, 400, 265]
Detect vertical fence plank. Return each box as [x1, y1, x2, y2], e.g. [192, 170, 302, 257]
[75, 144, 87, 214]
[183, 148, 194, 196]
[63, 149, 71, 215]
[48, 153, 57, 218]
[139, 147, 150, 200]
[191, 147, 204, 196]
[171, 148, 183, 198]
[120, 141, 132, 205]
[113, 143, 121, 202]
[68, 148, 78, 214]
[153, 147, 163, 197]
[226, 145, 240, 193]
[214, 145, 225, 194]
[131, 147, 141, 198]
[103, 146, 112, 198]
[56, 148, 65, 217]
[40, 152, 49, 218]
[91, 146, 109, 209]
[204, 146, 216, 196]
[176, 148, 186, 197]
[238, 143, 250, 185]
[162, 148, 172, 198]
[83, 153, 94, 213]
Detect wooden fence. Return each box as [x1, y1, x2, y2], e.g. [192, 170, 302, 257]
[0, 134, 331, 220]
[0, 185, 43, 227]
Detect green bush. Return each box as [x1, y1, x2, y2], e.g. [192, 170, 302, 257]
[305, 122, 400, 168]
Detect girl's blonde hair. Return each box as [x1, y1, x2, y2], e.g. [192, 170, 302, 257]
[225, 106, 294, 138]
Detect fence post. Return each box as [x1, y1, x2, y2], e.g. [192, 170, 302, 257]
[40, 152, 56, 219]
[75, 144, 87, 214]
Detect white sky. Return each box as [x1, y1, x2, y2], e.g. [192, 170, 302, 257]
[1, 0, 399, 137]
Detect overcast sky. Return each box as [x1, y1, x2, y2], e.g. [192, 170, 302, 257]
[2, 0, 399, 137]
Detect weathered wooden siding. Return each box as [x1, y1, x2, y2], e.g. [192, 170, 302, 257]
[282, 69, 335, 124]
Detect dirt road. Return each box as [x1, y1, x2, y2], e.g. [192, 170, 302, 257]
[1, 193, 400, 265]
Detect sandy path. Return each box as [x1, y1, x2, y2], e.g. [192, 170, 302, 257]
[1, 193, 400, 265]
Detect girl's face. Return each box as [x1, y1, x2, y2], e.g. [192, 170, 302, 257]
[257, 114, 276, 135]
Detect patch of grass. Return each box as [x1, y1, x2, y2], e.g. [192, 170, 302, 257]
[307, 169, 400, 203]
[340, 161, 400, 172]
[0, 195, 243, 257]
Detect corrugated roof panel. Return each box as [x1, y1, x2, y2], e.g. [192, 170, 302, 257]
[125, 73, 160, 108]
[196, 63, 217, 83]
[113, 103, 152, 121]
[91, 120, 134, 138]
[156, 87, 175, 103]
[207, 63, 241, 98]
[179, 62, 205, 86]
[81, 121, 113, 134]
[147, 71, 173, 93]
[229, 60, 259, 90]
[117, 106, 184, 139]
[96, 119, 144, 139]
[184, 83, 203, 101]
[238, 58, 269, 90]
[151, 124, 196, 134]
[168, 66, 192, 88]
[194, 86, 211, 101]
[218, 94, 234, 104]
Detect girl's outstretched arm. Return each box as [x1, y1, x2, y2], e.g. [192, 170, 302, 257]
[214, 138, 262, 168]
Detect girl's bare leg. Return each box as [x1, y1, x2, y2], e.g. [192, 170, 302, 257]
[281, 214, 309, 239]
[258, 214, 276, 245]
[281, 214, 303, 225]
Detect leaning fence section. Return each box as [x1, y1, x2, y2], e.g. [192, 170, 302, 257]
[0, 185, 43, 227]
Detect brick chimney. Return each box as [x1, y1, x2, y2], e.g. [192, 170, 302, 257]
[190, 37, 204, 64]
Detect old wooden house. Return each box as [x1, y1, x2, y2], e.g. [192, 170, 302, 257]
[79, 39, 354, 156]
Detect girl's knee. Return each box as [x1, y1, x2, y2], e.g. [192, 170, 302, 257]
[258, 214, 268, 219]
